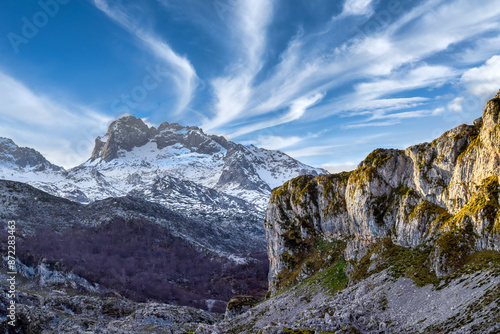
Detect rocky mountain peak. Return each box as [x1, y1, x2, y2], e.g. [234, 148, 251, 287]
[482, 89, 500, 128]
[89, 116, 232, 162]
[0, 137, 63, 172]
[90, 116, 155, 162]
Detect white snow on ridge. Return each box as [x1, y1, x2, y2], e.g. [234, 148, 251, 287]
[0, 124, 328, 216]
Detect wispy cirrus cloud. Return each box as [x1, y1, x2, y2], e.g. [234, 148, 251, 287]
[354, 65, 457, 100]
[229, 93, 325, 138]
[457, 34, 500, 64]
[342, 120, 401, 129]
[285, 132, 389, 158]
[286, 144, 347, 158]
[340, 0, 374, 17]
[93, 0, 198, 114]
[230, 0, 500, 135]
[0, 71, 112, 167]
[243, 135, 305, 151]
[202, 0, 275, 132]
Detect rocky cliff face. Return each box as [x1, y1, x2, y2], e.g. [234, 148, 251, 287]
[266, 91, 500, 295]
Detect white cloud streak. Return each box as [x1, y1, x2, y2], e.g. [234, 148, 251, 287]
[457, 34, 500, 64]
[355, 65, 457, 99]
[249, 135, 305, 151]
[202, 0, 275, 132]
[0, 71, 112, 168]
[342, 120, 401, 129]
[229, 93, 325, 138]
[286, 144, 347, 158]
[460, 55, 500, 100]
[93, 0, 198, 114]
[340, 0, 374, 17]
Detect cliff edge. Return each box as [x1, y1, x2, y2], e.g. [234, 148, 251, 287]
[266, 91, 500, 295]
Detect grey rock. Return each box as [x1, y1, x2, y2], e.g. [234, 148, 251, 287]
[266, 92, 500, 294]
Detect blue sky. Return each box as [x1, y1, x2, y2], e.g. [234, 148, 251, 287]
[1, 0, 500, 170]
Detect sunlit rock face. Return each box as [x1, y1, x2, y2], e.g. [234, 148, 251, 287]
[266, 91, 500, 295]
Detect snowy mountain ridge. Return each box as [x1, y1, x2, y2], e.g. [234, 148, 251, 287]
[0, 116, 327, 228]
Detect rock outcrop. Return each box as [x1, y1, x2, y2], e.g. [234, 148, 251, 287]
[266, 91, 500, 295]
[224, 296, 259, 320]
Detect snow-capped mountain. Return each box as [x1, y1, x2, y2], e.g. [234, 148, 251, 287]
[82, 116, 327, 210]
[0, 116, 326, 214]
[0, 137, 62, 172]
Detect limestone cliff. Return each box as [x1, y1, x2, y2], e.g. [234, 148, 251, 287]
[266, 91, 500, 295]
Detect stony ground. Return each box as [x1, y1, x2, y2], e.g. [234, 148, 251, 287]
[0, 270, 222, 333]
[195, 267, 500, 333]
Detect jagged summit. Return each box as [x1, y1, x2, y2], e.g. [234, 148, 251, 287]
[90, 116, 154, 162]
[89, 116, 231, 162]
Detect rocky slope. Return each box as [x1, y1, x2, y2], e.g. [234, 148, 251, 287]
[0, 179, 263, 255]
[193, 92, 500, 333]
[0, 179, 268, 315]
[197, 265, 499, 333]
[0, 266, 223, 333]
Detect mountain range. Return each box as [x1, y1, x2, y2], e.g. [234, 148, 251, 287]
[0, 115, 326, 256]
